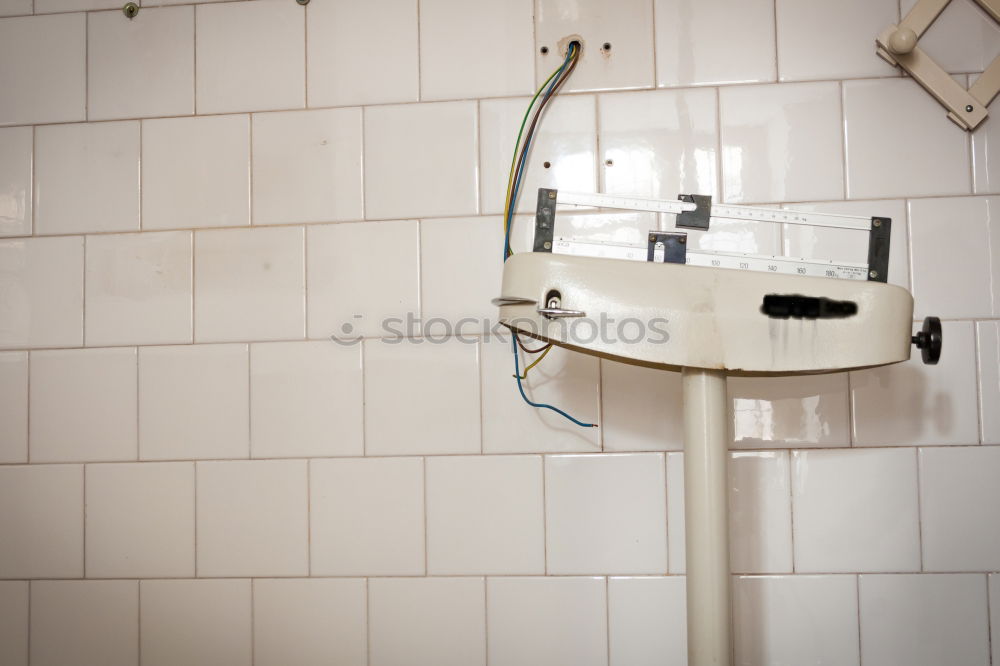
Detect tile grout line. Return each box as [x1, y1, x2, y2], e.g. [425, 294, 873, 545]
[986, 572, 994, 666]
[915, 447, 925, 572]
[974, 322, 985, 444]
[247, 342, 253, 459]
[422, 456, 428, 576]
[415, 0, 422, 102]
[26, 580, 31, 663]
[855, 573, 864, 664]
[541, 455, 549, 575]
[788, 450, 796, 573]
[839, 80, 849, 200]
[365, 577, 371, 666]
[302, 1, 308, 109]
[771, 0, 780, 82]
[136, 579, 142, 665]
[30, 124, 36, 237]
[81, 464, 87, 577]
[306, 459, 312, 576]
[482, 576, 489, 666]
[193, 461, 199, 577]
[250, 578, 255, 666]
[604, 575, 611, 666]
[477, 337, 485, 454]
[192, 4, 198, 116]
[25, 351, 31, 463]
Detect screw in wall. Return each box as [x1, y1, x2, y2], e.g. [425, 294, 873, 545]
[122, 2, 138, 19]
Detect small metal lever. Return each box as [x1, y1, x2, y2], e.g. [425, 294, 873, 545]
[492, 297, 538, 306]
[537, 307, 586, 319]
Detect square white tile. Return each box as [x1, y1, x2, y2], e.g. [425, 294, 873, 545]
[194, 227, 305, 342]
[908, 197, 999, 319]
[310, 457, 424, 576]
[791, 449, 920, 573]
[919, 447, 1000, 571]
[775, 0, 898, 81]
[545, 453, 667, 574]
[608, 576, 686, 666]
[253, 578, 366, 666]
[851, 321, 979, 446]
[479, 95, 596, 215]
[364, 338, 480, 455]
[0, 236, 83, 349]
[901, 0, 1000, 73]
[420, 216, 503, 333]
[30, 580, 138, 666]
[666, 451, 793, 574]
[138, 344, 249, 460]
[978, 321, 1000, 443]
[85, 231, 192, 346]
[729, 373, 851, 449]
[0, 464, 83, 578]
[844, 78, 971, 199]
[140, 579, 252, 666]
[141, 114, 250, 230]
[601, 361, 683, 452]
[481, 336, 600, 453]
[535, 0, 655, 92]
[87, 6, 194, 120]
[0, 581, 27, 666]
[195, 0, 304, 114]
[196, 460, 308, 577]
[859, 573, 990, 666]
[34, 0, 117, 12]
[250, 341, 362, 458]
[306, 0, 418, 107]
[0, 0, 31, 16]
[720, 81, 844, 204]
[655, 0, 775, 87]
[782, 199, 910, 289]
[0, 14, 85, 125]
[733, 575, 859, 666]
[306, 220, 419, 340]
[420, 0, 533, 100]
[29, 347, 137, 463]
[85, 462, 195, 578]
[364, 102, 478, 219]
[599, 88, 718, 201]
[0, 352, 27, 463]
[0, 126, 31, 237]
[425, 455, 544, 575]
[252, 108, 363, 225]
[368, 577, 486, 666]
[35, 122, 139, 235]
[486, 577, 607, 666]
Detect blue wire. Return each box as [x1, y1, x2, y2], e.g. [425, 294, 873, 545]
[503, 44, 575, 260]
[511, 338, 597, 428]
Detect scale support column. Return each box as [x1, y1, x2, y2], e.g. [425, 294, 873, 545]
[682, 367, 732, 666]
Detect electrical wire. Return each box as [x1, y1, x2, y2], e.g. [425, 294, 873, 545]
[512, 338, 597, 428]
[499, 41, 594, 428]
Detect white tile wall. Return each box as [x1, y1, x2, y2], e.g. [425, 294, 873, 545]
[252, 108, 363, 225]
[0, 581, 28, 666]
[732, 575, 860, 665]
[859, 573, 991, 666]
[655, 0, 775, 87]
[0, 351, 28, 463]
[364, 101, 479, 219]
[486, 577, 607, 666]
[545, 453, 667, 574]
[253, 578, 366, 666]
[1, 1, 998, 663]
[140, 579, 252, 666]
[919, 447, 1000, 571]
[0, 126, 32, 237]
[194, 226, 305, 342]
[85, 461, 195, 578]
[35, 121, 139, 235]
[0, 236, 84, 349]
[607, 576, 686, 666]
[792, 448, 921, 573]
[368, 577, 486, 666]
[195, 0, 304, 114]
[87, 7, 194, 121]
[426, 455, 544, 575]
[0, 13, 85, 126]
[29, 347, 137, 462]
[84, 231, 193, 346]
[30, 580, 138, 666]
[306, 0, 418, 108]
[420, 0, 533, 101]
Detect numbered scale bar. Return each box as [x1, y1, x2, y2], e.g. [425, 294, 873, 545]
[551, 238, 871, 281]
[557, 191, 872, 231]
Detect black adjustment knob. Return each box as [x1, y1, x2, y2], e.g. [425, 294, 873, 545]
[912, 316, 942, 365]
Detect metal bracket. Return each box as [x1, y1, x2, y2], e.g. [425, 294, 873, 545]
[647, 232, 687, 264]
[866, 217, 891, 282]
[876, 0, 1000, 130]
[533, 188, 558, 252]
[676, 194, 712, 230]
